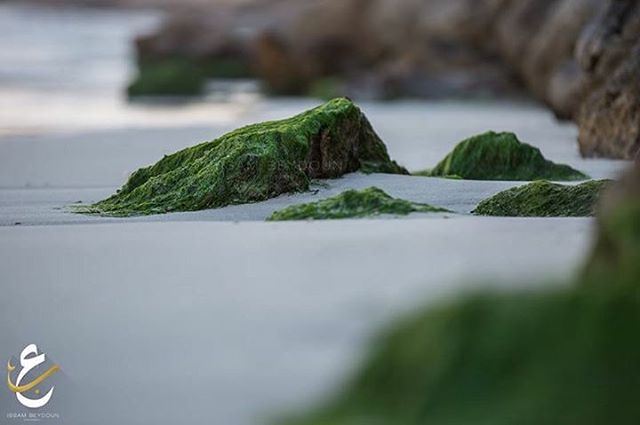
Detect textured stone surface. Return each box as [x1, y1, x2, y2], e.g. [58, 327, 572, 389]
[82, 98, 407, 216]
[120, 0, 639, 159]
[576, 1, 640, 159]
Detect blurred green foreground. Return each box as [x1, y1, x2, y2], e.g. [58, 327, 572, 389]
[283, 165, 640, 425]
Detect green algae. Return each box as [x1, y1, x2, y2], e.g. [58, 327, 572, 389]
[127, 59, 207, 97]
[82, 98, 407, 216]
[585, 200, 640, 287]
[267, 187, 448, 221]
[200, 57, 252, 79]
[423, 131, 589, 181]
[282, 285, 640, 425]
[473, 180, 610, 217]
[128, 56, 253, 97]
[583, 167, 640, 287]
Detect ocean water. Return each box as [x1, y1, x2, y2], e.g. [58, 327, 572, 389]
[0, 3, 262, 135]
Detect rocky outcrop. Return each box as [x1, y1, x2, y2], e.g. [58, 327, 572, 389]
[129, 0, 639, 159]
[576, 0, 640, 159]
[423, 131, 588, 181]
[474, 180, 609, 217]
[584, 162, 640, 285]
[81, 98, 407, 216]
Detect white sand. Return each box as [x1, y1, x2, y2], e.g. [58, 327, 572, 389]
[0, 5, 631, 423]
[1, 218, 591, 425]
[0, 100, 629, 424]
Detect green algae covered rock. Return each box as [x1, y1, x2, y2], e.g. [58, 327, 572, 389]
[280, 167, 640, 425]
[267, 187, 447, 221]
[85, 98, 408, 216]
[282, 286, 640, 425]
[424, 131, 588, 181]
[584, 165, 640, 286]
[474, 180, 610, 217]
[127, 59, 207, 97]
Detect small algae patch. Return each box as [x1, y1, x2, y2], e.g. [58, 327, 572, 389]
[473, 180, 610, 217]
[83, 98, 407, 216]
[267, 187, 448, 221]
[127, 59, 206, 97]
[424, 131, 588, 181]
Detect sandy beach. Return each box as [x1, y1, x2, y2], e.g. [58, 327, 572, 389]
[0, 3, 633, 425]
[0, 98, 629, 424]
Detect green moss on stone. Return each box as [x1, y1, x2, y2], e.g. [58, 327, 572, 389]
[424, 131, 589, 181]
[473, 180, 610, 217]
[127, 59, 206, 97]
[280, 167, 640, 425]
[583, 167, 640, 287]
[283, 286, 640, 425]
[82, 98, 407, 216]
[200, 57, 252, 79]
[267, 187, 448, 221]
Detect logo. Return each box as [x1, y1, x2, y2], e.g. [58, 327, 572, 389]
[7, 344, 60, 409]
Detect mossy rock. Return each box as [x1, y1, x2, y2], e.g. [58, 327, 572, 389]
[127, 59, 206, 97]
[283, 286, 640, 425]
[281, 165, 640, 425]
[473, 180, 610, 217]
[423, 131, 588, 181]
[583, 165, 640, 286]
[267, 187, 448, 221]
[82, 98, 408, 216]
[200, 57, 252, 79]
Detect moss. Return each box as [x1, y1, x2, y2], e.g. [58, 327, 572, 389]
[81, 98, 408, 216]
[473, 180, 610, 217]
[267, 187, 448, 221]
[283, 285, 640, 425]
[127, 59, 206, 97]
[423, 131, 588, 181]
[584, 200, 640, 286]
[200, 57, 252, 79]
[280, 167, 640, 425]
[583, 166, 640, 287]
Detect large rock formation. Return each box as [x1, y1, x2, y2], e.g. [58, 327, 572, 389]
[584, 162, 640, 285]
[276, 163, 640, 425]
[575, 0, 640, 159]
[82, 98, 407, 216]
[129, 0, 639, 159]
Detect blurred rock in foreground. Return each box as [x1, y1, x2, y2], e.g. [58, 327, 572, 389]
[278, 167, 640, 425]
[584, 162, 640, 285]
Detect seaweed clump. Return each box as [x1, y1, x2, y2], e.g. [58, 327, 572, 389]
[474, 180, 610, 217]
[424, 131, 588, 181]
[267, 187, 447, 221]
[84, 98, 407, 216]
[127, 59, 207, 97]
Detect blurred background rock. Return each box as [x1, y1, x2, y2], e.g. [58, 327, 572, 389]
[9, 0, 639, 159]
